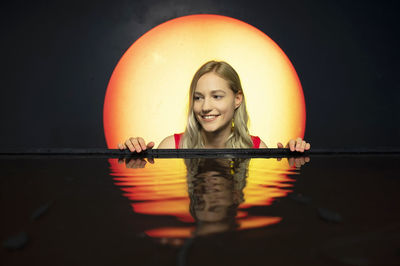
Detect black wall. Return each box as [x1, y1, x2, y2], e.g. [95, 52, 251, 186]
[1, 0, 399, 149]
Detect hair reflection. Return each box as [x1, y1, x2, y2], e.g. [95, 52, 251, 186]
[186, 158, 248, 236]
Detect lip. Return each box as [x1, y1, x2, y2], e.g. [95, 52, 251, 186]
[200, 114, 220, 122]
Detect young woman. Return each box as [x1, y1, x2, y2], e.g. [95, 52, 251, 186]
[119, 60, 311, 152]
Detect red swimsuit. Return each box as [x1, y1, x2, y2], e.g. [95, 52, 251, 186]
[173, 133, 261, 149]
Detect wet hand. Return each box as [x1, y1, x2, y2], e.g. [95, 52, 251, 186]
[277, 138, 311, 153]
[287, 156, 310, 168]
[118, 157, 155, 169]
[118, 137, 155, 153]
[276, 156, 310, 169]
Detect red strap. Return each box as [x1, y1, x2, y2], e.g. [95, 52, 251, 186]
[251, 136, 261, 148]
[174, 133, 183, 149]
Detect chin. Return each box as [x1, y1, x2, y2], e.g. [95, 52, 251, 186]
[201, 122, 230, 133]
[201, 124, 220, 133]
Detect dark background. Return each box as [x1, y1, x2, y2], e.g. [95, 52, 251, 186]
[1, 0, 399, 150]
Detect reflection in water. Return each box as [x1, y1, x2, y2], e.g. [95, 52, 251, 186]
[109, 157, 299, 242]
[186, 158, 282, 237]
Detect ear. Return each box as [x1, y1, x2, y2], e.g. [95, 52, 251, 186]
[234, 91, 243, 109]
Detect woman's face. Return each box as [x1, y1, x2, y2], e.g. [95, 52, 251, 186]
[193, 72, 242, 133]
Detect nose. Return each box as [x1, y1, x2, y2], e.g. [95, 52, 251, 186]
[201, 97, 212, 113]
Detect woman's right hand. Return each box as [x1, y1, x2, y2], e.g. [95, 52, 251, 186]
[118, 137, 155, 153]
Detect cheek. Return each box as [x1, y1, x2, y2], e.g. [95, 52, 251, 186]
[192, 102, 200, 113]
[220, 100, 235, 114]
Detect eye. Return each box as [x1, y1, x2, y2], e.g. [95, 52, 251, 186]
[213, 95, 223, 99]
[193, 95, 202, 101]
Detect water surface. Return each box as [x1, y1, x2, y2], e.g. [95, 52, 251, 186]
[1, 155, 399, 265]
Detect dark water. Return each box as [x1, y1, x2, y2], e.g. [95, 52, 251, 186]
[1, 155, 399, 266]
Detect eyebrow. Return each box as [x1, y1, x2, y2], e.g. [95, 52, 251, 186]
[194, 90, 227, 95]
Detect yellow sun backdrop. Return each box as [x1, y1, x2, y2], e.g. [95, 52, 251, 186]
[103, 14, 305, 148]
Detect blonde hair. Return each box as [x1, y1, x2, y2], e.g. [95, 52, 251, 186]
[185, 158, 250, 221]
[181, 61, 253, 148]
[185, 158, 249, 195]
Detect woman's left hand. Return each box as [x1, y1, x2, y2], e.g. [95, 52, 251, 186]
[277, 138, 311, 152]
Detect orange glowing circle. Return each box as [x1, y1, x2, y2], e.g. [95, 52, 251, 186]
[104, 14, 305, 148]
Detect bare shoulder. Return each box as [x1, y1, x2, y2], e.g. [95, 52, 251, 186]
[157, 135, 176, 149]
[259, 139, 268, 148]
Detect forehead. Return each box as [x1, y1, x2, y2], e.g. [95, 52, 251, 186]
[195, 72, 231, 93]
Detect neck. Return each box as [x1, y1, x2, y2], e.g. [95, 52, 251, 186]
[201, 124, 232, 148]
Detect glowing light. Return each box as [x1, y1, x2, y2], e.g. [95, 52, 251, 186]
[103, 14, 305, 148]
[110, 158, 296, 239]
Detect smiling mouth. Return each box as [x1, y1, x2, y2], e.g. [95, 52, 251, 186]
[200, 114, 220, 121]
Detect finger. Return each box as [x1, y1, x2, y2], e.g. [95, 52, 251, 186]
[126, 158, 135, 168]
[289, 139, 296, 152]
[131, 158, 147, 168]
[139, 159, 147, 168]
[305, 143, 311, 150]
[137, 137, 147, 150]
[295, 158, 302, 168]
[277, 142, 284, 149]
[276, 157, 282, 162]
[125, 139, 135, 152]
[132, 159, 142, 168]
[130, 137, 142, 153]
[288, 157, 295, 167]
[118, 158, 124, 164]
[118, 143, 126, 150]
[148, 158, 155, 164]
[305, 157, 310, 163]
[147, 141, 155, 149]
[299, 140, 306, 153]
[295, 138, 302, 152]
